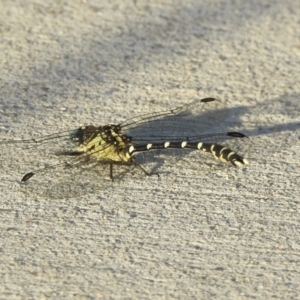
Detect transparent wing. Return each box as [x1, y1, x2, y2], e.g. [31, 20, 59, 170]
[0, 130, 75, 154]
[122, 98, 229, 141]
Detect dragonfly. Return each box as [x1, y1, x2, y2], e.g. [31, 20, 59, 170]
[1, 98, 249, 185]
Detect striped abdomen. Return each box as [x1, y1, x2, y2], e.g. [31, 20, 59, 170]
[129, 139, 248, 167]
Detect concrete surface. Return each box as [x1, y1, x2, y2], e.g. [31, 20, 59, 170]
[0, 0, 299, 299]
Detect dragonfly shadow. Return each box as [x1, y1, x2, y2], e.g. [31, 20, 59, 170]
[18, 162, 133, 199]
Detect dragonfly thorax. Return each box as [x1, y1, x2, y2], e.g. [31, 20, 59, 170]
[71, 125, 133, 163]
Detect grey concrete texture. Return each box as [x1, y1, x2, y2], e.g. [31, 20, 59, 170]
[0, 0, 299, 299]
